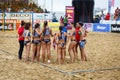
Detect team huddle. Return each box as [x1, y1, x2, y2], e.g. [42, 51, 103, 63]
[18, 21, 88, 64]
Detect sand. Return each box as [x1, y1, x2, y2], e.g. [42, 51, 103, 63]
[0, 31, 120, 80]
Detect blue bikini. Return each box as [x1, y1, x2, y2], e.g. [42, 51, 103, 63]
[33, 30, 41, 45]
[24, 30, 31, 45]
[43, 28, 51, 44]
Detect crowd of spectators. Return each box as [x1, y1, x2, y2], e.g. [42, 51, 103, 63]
[94, 7, 120, 23]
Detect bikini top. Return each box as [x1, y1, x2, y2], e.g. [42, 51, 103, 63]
[58, 31, 65, 41]
[33, 30, 40, 37]
[24, 30, 30, 37]
[44, 28, 50, 36]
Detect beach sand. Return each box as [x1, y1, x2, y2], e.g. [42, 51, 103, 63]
[0, 31, 120, 80]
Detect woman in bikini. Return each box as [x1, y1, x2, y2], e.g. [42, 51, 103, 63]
[75, 22, 87, 61]
[32, 23, 42, 62]
[23, 23, 31, 62]
[56, 26, 67, 64]
[41, 21, 53, 63]
[68, 22, 77, 63]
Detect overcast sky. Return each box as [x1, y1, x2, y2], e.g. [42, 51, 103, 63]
[38, 0, 120, 12]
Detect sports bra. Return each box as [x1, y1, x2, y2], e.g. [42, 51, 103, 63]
[58, 31, 65, 40]
[44, 28, 50, 36]
[33, 30, 40, 37]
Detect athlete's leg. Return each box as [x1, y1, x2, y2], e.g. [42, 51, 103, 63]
[42, 41, 47, 63]
[47, 42, 51, 63]
[32, 44, 36, 62]
[36, 43, 41, 62]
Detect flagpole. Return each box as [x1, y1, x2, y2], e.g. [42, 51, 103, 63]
[51, 0, 53, 14]
[108, 0, 111, 14]
[44, 0, 46, 21]
[3, 0, 5, 32]
[44, 0, 46, 11]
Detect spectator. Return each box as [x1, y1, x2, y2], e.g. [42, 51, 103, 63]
[115, 7, 119, 16]
[64, 16, 68, 26]
[100, 11, 105, 20]
[105, 13, 110, 20]
[114, 7, 120, 20]
[60, 16, 64, 23]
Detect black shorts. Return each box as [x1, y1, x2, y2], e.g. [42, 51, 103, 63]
[33, 40, 41, 45]
[24, 41, 30, 45]
[43, 39, 50, 44]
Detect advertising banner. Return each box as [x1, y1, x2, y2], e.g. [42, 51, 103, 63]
[66, 6, 74, 29]
[93, 23, 111, 32]
[0, 13, 32, 20]
[33, 13, 52, 20]
[33, 13, 44, 20]
[111, 24, 120, 33]
[84, 23, 93, 32]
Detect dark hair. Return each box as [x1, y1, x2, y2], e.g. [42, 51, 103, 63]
[78, 22, 83, 27]
[43, 21, 48, 28]
[59, 26, 63, 33]
[28, 22, 31, 27]
[35, 23, 40, 29]
[24, 23, 30, 30]
[43, 21, 48, 35]
[21, 21, 25, 26]
[33, 23, 40, 36]
[71, 22, 76, 28]
[71, 22, 74, 25]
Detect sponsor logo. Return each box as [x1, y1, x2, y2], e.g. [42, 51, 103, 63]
[111, 26, 120, 31]
[10, 14, 30, 17]
[93, 24, 110, 32]
[97, 25, 106, 30]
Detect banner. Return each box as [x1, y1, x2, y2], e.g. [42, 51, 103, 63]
[111, 24, 120, 33]
[66, 6, 74, 29]
[84, 23, 93, 32]
[40, 22, 60, 31]
[33, 13, 52, 20]
[93, 24, 111, 32]
[111, 0, 115, 7]
[0, 13, 32, 20]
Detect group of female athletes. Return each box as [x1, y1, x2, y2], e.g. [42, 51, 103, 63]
[18, 21, 88, 64]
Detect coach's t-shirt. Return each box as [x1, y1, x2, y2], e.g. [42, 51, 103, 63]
[18, 26, 24, 41]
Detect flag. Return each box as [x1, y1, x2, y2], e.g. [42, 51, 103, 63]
[111, 0, 115, 7]
[108, 0, 115, 13]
